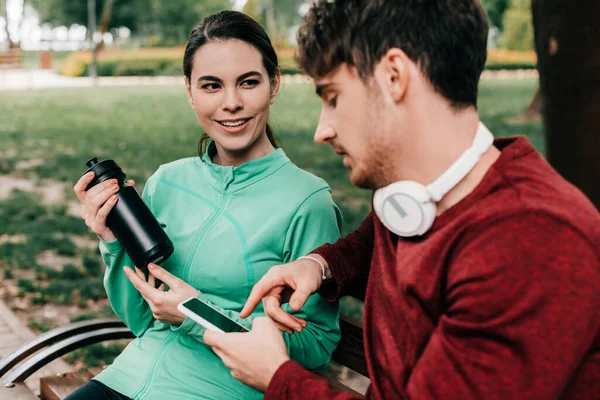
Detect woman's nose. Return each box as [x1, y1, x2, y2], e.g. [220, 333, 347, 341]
[222, 88, 243, 112]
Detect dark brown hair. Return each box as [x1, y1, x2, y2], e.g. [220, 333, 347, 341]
[296, 0, 489, 110]
[183, 10, 279, 156]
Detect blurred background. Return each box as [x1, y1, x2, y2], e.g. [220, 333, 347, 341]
[0, 0, 597, 392]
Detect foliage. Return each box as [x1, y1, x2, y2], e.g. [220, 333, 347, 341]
[486, 49, 537, 70]
[63, 341, 128, 368]
[481, 0, 509, 29]
[502, 0, 535, 51]
[62, 264, 85, 280]
[17, 278, 37, 293]
[26, 0, 144, 32]
[83, 255, 104, 277]
[143, 0, 233, 46]
[28, 318, 58, 333]
[3, 267, 13, 279]
[70, 305, 116, 323]
[61, 48, 302, 77]
[27, 0, 233, 45]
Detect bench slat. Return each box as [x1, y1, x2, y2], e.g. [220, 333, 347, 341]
[314, 371, 365, 398]
[332, 315, 367, 377]
[0, 382, 38, 400]
[40, 372, 89, 400]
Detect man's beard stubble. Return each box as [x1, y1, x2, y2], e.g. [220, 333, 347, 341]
[352, 92, 395, 191]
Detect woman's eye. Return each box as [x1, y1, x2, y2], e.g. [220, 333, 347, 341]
[328, 96, 337, 108]
[202, 83, 220, 91]
[241, 80, 259, 88]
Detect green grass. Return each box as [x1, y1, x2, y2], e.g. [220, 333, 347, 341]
[0, 78, 542, 234]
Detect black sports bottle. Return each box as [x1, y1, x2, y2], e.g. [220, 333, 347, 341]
[84, 157, 174, 278]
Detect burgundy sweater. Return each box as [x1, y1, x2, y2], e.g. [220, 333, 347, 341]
[265, 137, 600, 399]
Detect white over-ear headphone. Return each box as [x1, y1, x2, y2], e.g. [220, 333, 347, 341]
[373, 122, 494, 237]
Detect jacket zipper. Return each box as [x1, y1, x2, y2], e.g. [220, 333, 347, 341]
[133, 172, 233, 399]
[181, 175, 232, 281]
[132, 330, 177, 399]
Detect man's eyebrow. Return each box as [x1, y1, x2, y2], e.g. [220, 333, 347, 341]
[316, 83, 332, 97]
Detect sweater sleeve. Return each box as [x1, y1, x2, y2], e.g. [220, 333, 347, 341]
[313, 211, 375, 302]
[266, 212, 600, 399]
[174, 188, 343, 371]
[100, 176, 157, 337]
[265, 360, 364, 400]
[404, 213, 600, 399]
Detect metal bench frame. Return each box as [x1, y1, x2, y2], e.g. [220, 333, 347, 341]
[0, 319, 134, 385]
[1, 295, 367, 396]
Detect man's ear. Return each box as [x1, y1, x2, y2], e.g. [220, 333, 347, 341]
[269, 69, 281, 104]
[184, 77, 195, 108]
[379, 48, 410, 104]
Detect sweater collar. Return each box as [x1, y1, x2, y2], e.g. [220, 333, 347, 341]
[200, 141, 290, 192]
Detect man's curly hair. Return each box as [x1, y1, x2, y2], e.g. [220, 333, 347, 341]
[296, 0, 489, 110]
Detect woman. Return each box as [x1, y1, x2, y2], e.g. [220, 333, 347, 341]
[70, 10, 342, 400]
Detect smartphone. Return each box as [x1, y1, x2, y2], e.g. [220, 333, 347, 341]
[178, 297, 249, 333]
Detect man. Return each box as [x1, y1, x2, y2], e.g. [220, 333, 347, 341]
[204, 0, 600, 398]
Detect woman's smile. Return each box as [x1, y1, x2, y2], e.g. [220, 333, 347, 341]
[216, 117, 253, 133]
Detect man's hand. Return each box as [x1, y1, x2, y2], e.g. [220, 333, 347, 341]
[204, 317, 290, 393]
[124, 263, 199, 325]
[240, 255, 327, 332]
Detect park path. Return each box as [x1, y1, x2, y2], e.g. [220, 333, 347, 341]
[0, 68, 537, 92]
[0, 299, 72, 394]
[0, 69, 313, 91]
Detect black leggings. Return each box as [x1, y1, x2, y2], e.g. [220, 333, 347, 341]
[65, 380, 131, 400]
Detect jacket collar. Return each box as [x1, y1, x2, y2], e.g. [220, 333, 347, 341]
[200, 141, 290, 193]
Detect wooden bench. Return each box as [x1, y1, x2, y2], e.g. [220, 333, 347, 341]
[0, 294, 369, 399]
[0, 49, 22, 69]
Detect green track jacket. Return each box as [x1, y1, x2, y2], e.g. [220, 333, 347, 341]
[94, 145, 342, 399]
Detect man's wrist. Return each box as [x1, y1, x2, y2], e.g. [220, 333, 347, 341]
[264, 358, 294, 394]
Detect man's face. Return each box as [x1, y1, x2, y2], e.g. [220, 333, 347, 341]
[313, 64, 392, 189]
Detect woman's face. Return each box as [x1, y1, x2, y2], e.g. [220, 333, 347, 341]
[186, 39, 279, 163]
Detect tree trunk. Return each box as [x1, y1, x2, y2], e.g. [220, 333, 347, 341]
[523, 87, 541, 119]
[87, 0, 97, 79]
[1, 0, 14, 48]
[531, 0, 600, 209]
[96, 0, 116, 51]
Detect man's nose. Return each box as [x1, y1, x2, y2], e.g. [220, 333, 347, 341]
[314, 110, 336, 144]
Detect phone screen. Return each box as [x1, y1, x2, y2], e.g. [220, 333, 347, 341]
[181, 298, 248, 333]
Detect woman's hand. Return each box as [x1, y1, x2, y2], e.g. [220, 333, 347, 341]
[124, 263, 199, 325]
[73, 172, 135, 242]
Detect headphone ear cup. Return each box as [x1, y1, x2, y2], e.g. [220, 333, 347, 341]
[373, 181, 437, 237]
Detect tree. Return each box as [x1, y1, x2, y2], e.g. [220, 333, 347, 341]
[532, 0, 600, 208]
[243, 0, 307, 47]
[242, 0, 263, 25]
[27, 0, 139, 31]
[145, 0, 232, 46]
[1, 0, 14, 48]
[481, 0, 509, 29]
[27, 0, 232, 44]
[503, 0, 534, 50]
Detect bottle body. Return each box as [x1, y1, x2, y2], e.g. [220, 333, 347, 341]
[85, 158, 174, 270]
[107, 184, 174, 268]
